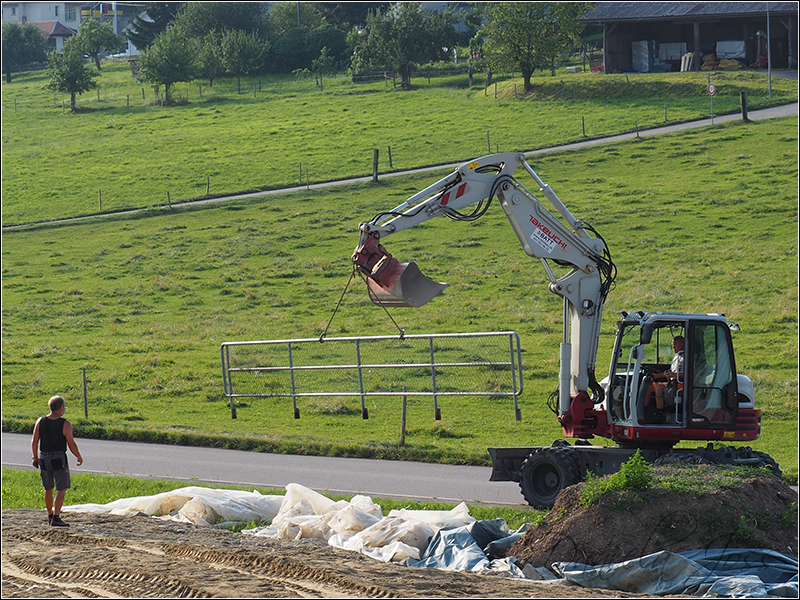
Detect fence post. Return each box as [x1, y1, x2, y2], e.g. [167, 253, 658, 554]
[98, 189, 102, 210]
[206, 175, 210, 195]
[582, 116, 586, 137]
[740, 91, 749, 121]
[82, 367, 88, 418]
[400, 387, 407, 446]
[487, 130, 491, 153]
[388, 146, 393, 169]
[372, 148, 379, 182]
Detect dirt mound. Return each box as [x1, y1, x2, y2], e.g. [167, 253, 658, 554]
[509, 468, 798, 570]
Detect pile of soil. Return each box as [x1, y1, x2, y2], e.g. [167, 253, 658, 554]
[509, 467, 798, 570]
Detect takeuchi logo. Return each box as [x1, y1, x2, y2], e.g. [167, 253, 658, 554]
[529, 215, 568, 252]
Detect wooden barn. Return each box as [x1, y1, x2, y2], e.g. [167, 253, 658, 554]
[581, 2, 798, 73]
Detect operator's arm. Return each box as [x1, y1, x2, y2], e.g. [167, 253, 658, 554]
[63, 420, 83, 466]
[31, 418, 41, 468]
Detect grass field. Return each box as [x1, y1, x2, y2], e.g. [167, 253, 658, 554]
[2, 62, 797, 482]
[2, 61, 797, 225]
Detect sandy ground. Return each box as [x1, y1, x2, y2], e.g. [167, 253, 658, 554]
[2, 509, 648, 599]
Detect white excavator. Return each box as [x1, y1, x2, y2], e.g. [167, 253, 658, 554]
[352, 152, 779, 508]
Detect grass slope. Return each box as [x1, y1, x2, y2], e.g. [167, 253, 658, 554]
[3, 112, 797, 478]
[2, 62, 797, 225]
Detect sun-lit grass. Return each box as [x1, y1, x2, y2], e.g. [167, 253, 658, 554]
[2, 61, 796, 225]
[2, 114, 796, 479]
[2, 61, 797, 483]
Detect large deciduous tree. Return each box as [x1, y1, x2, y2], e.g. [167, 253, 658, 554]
[135, 26, 198, 105]
[353, 2, 457, 89]
[126, 2, 183, 51]
[174, 2, 269, 39]
[45, 37, 98, 111]
[76, 19, 124, 70]
[2, 21, 48, 83]
[480, 2, 593, 91]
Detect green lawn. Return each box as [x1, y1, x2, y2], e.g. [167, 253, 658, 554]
[2, 62, 797, 481]
[2, 61, 796, 225]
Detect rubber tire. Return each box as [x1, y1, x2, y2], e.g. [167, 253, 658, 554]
[518, 447, 583, 509]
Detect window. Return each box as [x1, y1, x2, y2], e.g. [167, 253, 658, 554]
[55, 6, 59, 17]
[66, 8, 76, 21]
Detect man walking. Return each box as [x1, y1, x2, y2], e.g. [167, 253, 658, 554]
[31, 395, 83, 526]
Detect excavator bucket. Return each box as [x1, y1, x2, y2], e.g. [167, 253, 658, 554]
[366, 261, 447, 307]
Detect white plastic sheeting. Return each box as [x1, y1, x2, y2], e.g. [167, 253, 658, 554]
[65, 485, 285, 526]
[65, 484, 798, 596]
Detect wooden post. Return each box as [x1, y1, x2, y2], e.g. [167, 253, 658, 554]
[142, 88, 145, 100]
[97, 88, 100, 100]
[167, 191, 171, 207]
[206, 176, 210, 195]
[582, 116, 586, 137]
[372, 148, 379, 182]
[636, 121, 639, 138]
[400, 387, 407, 446]
[388, 146, 393, 169]
[98, 189, 102, 210]
[740, 91, 749, 121]
[82, 367, 88, 418]
[487, 130, 491, 153]
[299, 162, 303, 184]
[127, 94, 130, 107]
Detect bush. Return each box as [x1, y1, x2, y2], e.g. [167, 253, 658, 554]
[579, 450, 653, 506]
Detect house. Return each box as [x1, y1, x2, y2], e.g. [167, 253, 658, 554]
[31, 20, 77, 52]
[581, 2, 798, 73]
[1, 2, 143, 52]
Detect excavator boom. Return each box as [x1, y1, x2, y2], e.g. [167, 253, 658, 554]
[352, 153, 617, 420]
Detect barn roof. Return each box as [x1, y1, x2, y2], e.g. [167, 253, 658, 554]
[582, 2, 798, 22]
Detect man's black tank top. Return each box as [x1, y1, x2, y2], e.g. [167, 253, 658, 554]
[39, 417, 67, 453]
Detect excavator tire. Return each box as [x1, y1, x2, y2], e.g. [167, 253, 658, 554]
[518, 447, 584, 509]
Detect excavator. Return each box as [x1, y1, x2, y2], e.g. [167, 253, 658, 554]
[352, 152, 779, 508]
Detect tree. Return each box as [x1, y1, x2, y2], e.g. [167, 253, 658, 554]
[174, 2, 269, 39]
[313, 3, 390, 29]
[126, 2, 183, 50]
[2, 22, 48, 83]
[198, 31, 225, 87]
[306, 24, 348, 68]
[480, 2, 593, 92]
[216, 29, 269, 93]
[311, 46, 336, 91]
[271, 27, 310, 73]
[45, 37, 98, 111]
[353, 3, 457, 89]
[136, 26, 198, 105]
[270, 2, 326, 36]
[76, 19, 123, 70]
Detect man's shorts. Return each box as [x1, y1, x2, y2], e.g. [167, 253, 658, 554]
[39, 452, 71, 491]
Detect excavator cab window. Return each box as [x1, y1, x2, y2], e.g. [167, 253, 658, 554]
[687, 322, 738, 427]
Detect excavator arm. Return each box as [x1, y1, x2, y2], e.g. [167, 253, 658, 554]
[352, 153, 616, 429]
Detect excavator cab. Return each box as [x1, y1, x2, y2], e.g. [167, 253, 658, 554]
[607, 312, 745, 439]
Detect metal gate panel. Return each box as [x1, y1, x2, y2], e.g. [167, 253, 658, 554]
[221, 331, 523, 419]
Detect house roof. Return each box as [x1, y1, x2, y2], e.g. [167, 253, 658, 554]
[31, 21, 77, 38]
[582, 2, 798, 22]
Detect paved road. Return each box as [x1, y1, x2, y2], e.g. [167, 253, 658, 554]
[1, 432, 527, 508]
[4, 102, 796, 230]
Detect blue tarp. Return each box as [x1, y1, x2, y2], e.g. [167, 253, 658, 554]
[405, 519, 798, 597]
[553, 548, 798, 598]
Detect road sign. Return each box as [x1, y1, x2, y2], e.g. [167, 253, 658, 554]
[708, 82, 717, 96]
